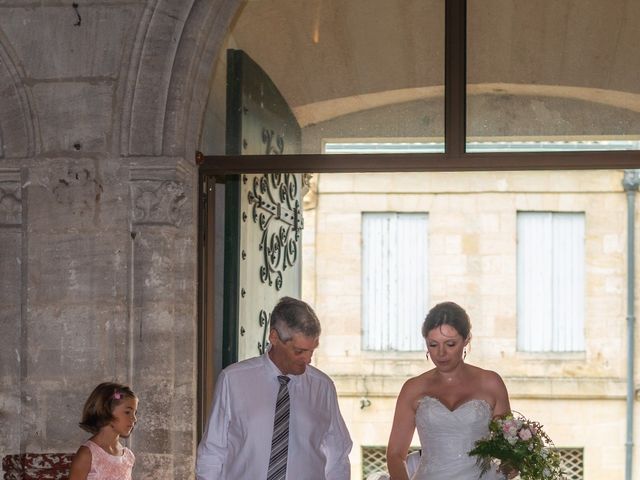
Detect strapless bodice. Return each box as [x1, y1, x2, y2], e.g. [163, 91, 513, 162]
[411, 396, 502, 480]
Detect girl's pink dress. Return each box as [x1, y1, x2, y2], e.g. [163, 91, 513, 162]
[84, 440, 134, 480]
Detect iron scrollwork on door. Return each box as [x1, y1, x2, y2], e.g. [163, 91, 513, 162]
[258, 309, 270, 354]
[248, 173, 302, 290]
[247, 128, 303, 292]
[263, 128, 284, 155]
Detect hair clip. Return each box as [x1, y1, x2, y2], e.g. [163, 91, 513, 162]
[112, 391, 123, 400]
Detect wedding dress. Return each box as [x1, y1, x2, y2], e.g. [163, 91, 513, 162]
[411, 396, 503, 480]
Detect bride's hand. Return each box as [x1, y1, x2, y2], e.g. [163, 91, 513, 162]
[499, 462, 518, 479]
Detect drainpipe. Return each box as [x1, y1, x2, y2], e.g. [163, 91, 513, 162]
[622, 169, 639, 480]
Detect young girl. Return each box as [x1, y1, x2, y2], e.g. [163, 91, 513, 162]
[69, 382, 138, 480]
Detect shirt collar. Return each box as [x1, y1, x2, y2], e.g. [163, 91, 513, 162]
[262, 351, 302, 384]
[263, 350, 285, 376]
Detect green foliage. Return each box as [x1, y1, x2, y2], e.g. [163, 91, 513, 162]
[468, 412, 566, 480]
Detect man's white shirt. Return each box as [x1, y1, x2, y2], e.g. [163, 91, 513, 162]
[196, 353, 353, 479]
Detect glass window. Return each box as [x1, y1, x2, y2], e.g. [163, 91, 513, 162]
[362, 212, 428, 351]
[468, 0, 640, 152]
[517, 211, 585, 352]
[203, 0, 445, 155]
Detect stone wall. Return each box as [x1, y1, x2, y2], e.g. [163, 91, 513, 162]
[0, 1, 238, 478]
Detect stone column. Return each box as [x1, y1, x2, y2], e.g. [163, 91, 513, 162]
[0, 169, 22, 457]
[129, 159, 196, 479]
[20, 158, 130, 454]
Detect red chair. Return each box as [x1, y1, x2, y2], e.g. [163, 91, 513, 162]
[2, 453, 73, 480]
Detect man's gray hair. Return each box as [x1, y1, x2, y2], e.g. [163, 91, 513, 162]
[270, 296, 321, 341]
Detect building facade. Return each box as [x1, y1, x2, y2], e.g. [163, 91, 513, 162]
[304, 169, 638, 479]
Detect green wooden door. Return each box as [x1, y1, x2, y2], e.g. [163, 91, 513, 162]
[223, 49, 304, 365]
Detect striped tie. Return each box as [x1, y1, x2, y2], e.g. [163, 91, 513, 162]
[267, 375, 290, 480]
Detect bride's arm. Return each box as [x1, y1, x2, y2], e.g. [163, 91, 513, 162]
[386, 382, 416, 480]
[486, 370, 511, 418]
[485, 370, 517, 479]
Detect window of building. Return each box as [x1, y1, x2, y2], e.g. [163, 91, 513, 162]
[361, 212, 428, 351]
[517, 211, 585, 352]
[362, 445, 583, 480]
[361, 445, 421, 480]
[558, 447, 585, 480]
[361, 446, 388, 479]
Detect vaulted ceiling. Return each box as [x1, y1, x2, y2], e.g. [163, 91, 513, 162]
[229, 0, 640, 121]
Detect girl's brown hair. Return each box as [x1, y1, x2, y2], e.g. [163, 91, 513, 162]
[79, 382, 136, 434]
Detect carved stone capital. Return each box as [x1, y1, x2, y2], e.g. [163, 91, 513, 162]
[302, 173, 316, 211]
[130, 179, 186, 227]
[129, 161, 190, 227]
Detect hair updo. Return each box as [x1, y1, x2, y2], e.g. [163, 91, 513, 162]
[421, 301, 471, 340]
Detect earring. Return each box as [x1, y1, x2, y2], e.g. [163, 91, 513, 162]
[463, 348, 467, 360]
[425, 351, 430, 361]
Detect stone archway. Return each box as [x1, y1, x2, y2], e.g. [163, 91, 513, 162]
[0, 1, 246, 478]
[110, 1, 246, 477]
[0, 42, 35, 158]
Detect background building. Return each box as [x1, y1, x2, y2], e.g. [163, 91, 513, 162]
[304, 168, 635, 479]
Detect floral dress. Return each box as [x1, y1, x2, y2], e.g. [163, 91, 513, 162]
[84, 440, 135, 480]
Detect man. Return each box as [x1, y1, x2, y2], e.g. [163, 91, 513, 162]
[196, 296, 352, 479]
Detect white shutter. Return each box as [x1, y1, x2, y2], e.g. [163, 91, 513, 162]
[517, 212, 585, 352]
[362, 213, 428, 351]
[551, 213, 585, 351]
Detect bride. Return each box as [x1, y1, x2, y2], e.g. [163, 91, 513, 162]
[386, 301, 512, 480]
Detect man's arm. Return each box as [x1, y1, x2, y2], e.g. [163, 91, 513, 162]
[323, 381, 353, 479]
[195, 371, 230, 480]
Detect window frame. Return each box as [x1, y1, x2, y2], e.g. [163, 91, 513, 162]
[198, 0, 640, 175]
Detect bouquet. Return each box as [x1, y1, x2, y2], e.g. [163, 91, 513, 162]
[468, 412, 565, 480]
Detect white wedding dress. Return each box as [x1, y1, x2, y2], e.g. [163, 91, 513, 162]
[411, 396, 503, 480]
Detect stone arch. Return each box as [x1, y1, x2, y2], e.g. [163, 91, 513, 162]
[0, 29, 36, 158]
[119, 0, 242, 159]
[163, 0, 241, 157]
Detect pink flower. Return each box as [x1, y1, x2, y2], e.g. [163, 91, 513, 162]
[518, 428, 533, 441]
[503, 419, 518, 436]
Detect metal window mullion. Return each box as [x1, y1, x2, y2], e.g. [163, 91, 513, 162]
[445, 0, 466, 157]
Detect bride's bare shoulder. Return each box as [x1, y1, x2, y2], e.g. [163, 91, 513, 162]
[466, 363, 502, 380]
[400, 370, 434, 399]
[477, 366, 505, 383]
[405, 369, 435, 386]
[468, 365, 508, 398]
